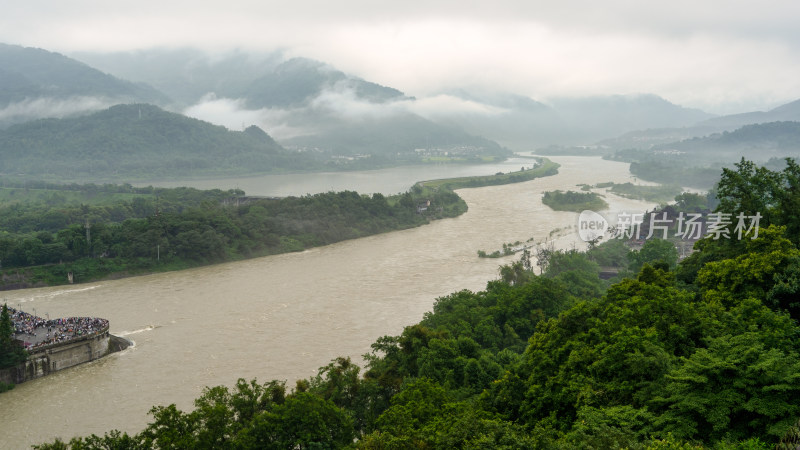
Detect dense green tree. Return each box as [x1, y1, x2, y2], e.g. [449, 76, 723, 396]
[0, 303, 27, 369]
[544, 249, 605, 298]
[696, 225, 800, 317]
[629, 238, 679, 273]
[652, 332, 800, 442]
[239, 392, 354, 449]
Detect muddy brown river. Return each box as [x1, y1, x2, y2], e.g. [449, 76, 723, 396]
[0, 157, 657, 448]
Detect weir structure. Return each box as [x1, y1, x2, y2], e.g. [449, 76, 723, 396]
[1, 314, 131, 385]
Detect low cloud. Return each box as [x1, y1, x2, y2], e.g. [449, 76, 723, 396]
[182, 87, 510, 142]
[0, 96, 115, 124]
[183, 94, 310, 140]
[405, 94, 508, 118]
[308, 85, 409, 119]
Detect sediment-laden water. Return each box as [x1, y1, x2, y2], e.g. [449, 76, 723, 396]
[0, 157, 657, 448]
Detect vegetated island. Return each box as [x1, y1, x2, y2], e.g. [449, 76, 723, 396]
[0, 158, 558, 290]
[541, 189, 608, 212]
[416, 157, 559, 190]
[27, 158, 800, 449]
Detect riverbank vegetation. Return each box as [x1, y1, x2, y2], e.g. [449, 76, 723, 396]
[0, 183, 467, 289]
[541, 189, 609, 212]
[32, 157, 800, 448]
[606, 150, 728, 189]
[0, 160, 562, 290]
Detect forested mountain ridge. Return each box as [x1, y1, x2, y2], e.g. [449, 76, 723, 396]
[0, 43, 169, 125]
[0, 104, 308, 181]
[602, 120, 800, 189]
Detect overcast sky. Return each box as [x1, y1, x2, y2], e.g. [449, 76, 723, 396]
[2, 0, 800, 114]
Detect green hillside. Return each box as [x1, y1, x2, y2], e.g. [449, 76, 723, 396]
[0, 104, 315, 181]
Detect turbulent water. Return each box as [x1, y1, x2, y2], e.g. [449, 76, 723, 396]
[0, 157, 657, 448]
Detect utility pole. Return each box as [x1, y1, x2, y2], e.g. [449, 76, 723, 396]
[85, 218, 91, 257]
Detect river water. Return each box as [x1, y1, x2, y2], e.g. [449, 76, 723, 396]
[136, 156, 542, 196]
[0, 156, 656, 448]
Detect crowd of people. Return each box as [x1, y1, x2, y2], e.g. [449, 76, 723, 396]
[9, 307, 108, 350]
[9, 308, 47, 337]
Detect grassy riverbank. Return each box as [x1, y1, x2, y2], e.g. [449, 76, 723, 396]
[0, 159, 559, 290]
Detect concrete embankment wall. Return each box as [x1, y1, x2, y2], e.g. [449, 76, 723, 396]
[0, 329, 132, 385]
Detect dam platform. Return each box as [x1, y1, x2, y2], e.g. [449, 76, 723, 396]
[1, 308, 131, 386]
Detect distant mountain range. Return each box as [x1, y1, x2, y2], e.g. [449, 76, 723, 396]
[430, 91, 716, 149]
[698, 99, 800, 128]
[67, 48, 725, 148]
[0, 44, 509, 175]
[1, 43, 799, 183]
[598, 99, 800, 151]
[651, 121, 800, 159]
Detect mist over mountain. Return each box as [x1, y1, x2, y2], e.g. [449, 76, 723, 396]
[3, 43, 798, 186]
[0, 44, 169, 126]
[549, 94, 714, 138]
[242, 58, 409, 109]
[431, 91, 716, 149]
[163, 56, 508, 159]
[66, 48, 730, 151]
[598, 98, 800, 151]
[72, 48, 285, 107]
